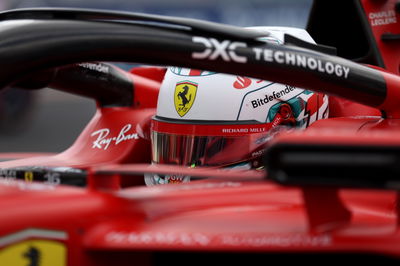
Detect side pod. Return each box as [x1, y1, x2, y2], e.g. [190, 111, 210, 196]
[264, 129, 400, 232]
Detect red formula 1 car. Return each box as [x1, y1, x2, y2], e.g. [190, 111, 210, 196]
[0, 0, 399, 265]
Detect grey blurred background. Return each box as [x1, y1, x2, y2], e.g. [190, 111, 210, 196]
[0, 0, 312, 153]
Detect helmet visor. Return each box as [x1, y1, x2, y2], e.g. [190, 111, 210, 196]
[151, 119, 274, 167]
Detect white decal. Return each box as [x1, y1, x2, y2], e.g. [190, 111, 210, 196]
[0, 179, 55, 191]
[106, 231, 332, 248]
[253, 47, 350, 79]
[106, 231, 211, 246]
[222, 128, 249, 134]
[78, 62, 110, 74]
[192, 36, 248, 63]
[219, 234, 332, 247]
[44, 172, 61, 185]
[251, 85, 296, 108]
[369, 10, 397, 26]
[0, 169, 16, 178]
[91, 124, 139, 150]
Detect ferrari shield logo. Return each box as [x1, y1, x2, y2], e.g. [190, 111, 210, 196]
[174, 81, 198, 117]
[0, 240, 66, 266]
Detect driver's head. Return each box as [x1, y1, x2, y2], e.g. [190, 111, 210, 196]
[145, 27, 329, 185]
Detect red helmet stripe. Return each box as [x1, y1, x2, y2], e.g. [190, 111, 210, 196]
[152, 120, 273, 136]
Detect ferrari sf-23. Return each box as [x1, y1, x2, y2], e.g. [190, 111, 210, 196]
[0, 0, 398, 265]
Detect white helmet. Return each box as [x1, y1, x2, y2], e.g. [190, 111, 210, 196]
[145, 27, 329, 185]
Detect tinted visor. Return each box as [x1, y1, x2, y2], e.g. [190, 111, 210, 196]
[151, 119, 275, 167]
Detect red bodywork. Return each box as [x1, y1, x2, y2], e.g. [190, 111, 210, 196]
[0, 1, 399, 265]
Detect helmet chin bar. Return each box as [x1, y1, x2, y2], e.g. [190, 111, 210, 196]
[0, 8, 397, 117]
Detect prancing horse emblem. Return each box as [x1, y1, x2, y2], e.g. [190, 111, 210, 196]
[174, 81, 198, 117]
[23, 246, 40, 266]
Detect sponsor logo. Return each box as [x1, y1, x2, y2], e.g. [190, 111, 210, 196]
[251, 85, 295, 108]
[106, 231, 211, 246]
[253, 48, 350, 79]
[192, 36, 247, 63]
[1, 240, 67, 266]
[219, 234, 332, 247]
[174, 81, 198, 117]
[106, 231, 331, 248]
[167, 175, 186, 184]
[0, 167, 84, 186]
[191, 37, 350, 79]
[91, 124, 139, 150]
[233, 76, 252, 89]
[78, 62, 109, 74]
[24, 171, 33, 182]
[0, 169, 16, 178]
[221, 127, 266, 134]
[144, 173, 191, 186]
[251, 149, 266, 158]
[369, 10, 397, 26]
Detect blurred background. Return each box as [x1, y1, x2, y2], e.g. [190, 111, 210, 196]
[0, 0, 312, 153]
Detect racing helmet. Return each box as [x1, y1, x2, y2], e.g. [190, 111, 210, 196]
[145, 27, 329, 185]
